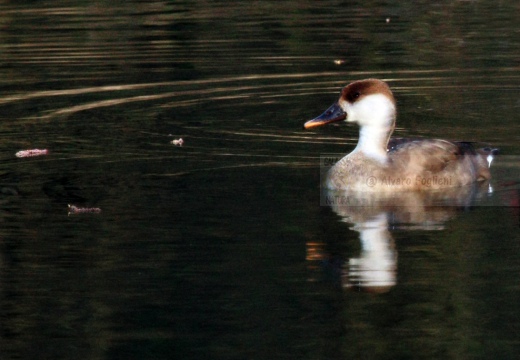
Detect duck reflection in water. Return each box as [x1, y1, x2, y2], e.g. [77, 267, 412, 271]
[322, 183, 491, 292]
[304, 79, 498, 292]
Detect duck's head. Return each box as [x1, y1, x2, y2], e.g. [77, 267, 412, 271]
[304, 79, 396, 130]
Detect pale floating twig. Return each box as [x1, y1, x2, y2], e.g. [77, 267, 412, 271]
[171, 138, 184, 146]
[68, 204, 102, 215]
[15, 149, 49, 158]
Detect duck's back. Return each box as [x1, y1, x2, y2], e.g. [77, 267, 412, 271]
[326, 139, 495, 191]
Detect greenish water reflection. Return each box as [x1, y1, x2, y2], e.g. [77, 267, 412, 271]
[0, 1, 519, 359]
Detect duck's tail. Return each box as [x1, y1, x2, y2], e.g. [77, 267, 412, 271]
[454, 142, 499, 181]
[477, 146, 499, 168]
[455, 142, 499, 168]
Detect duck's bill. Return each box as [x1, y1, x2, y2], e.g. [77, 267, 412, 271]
[304, 102, 346, 129]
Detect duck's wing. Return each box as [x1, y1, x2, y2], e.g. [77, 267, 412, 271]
[388, 139, 492, 180]
[389, 139, 458, 172]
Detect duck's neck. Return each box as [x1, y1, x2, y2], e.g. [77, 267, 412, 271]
[354, 125, 393, 163]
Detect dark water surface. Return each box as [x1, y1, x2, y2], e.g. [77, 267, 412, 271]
[1, 1, 519, 359]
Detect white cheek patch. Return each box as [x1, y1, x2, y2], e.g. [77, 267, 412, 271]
[339, 100, 355, 122]
[351, 94, 395, 127]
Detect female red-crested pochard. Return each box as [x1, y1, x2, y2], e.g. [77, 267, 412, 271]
[304, 79, 497, 191]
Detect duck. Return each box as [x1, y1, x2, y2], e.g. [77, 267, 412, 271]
[304, 79, 497, 191]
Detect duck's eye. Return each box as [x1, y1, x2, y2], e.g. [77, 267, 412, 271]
[347, 91, 361, 102]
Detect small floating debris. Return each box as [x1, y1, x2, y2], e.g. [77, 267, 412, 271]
[334, 59, 345, 65]
[171, 138, 184, 146]
[386, 17, 391, 23]
[15, 149, 49, 158]
[68, 204, 102, 215]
